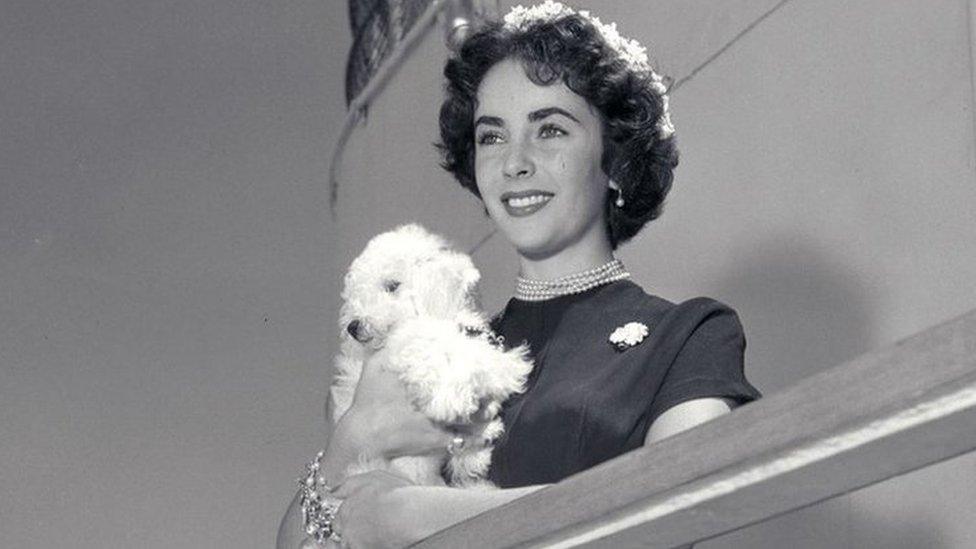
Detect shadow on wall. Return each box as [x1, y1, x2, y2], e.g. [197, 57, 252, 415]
[703, 235, 950, 547]
[851, 516, 954, 549]
[710, 234, 877, 394]
[848, 506, 954, 549]
[703, 494, 952, 549]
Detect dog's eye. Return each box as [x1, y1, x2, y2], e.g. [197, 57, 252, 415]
[383, 280, 401, 293]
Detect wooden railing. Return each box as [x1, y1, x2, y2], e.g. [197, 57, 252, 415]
[415, 308, 976, 548]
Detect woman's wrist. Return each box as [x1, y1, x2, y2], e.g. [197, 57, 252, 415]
[381, 486, 425, 543]
[320, 409, 377, 484]
[378, 484, 551, 543]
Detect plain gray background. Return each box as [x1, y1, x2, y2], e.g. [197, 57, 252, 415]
[2, 1, 975, 547]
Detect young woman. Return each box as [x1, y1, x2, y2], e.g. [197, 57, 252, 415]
[278, 3, 761, 547]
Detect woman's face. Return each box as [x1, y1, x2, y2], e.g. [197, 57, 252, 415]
[473, 58, 609, 260]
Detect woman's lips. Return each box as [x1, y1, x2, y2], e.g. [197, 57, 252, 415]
[500, 190, 554, 217]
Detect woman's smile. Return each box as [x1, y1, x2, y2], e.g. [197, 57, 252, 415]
[501, 190, 555, 217]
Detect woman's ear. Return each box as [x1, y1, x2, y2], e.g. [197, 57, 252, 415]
[600, 132, 621, 181]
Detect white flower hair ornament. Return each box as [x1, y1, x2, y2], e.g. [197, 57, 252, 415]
[503, 0, 675, 138]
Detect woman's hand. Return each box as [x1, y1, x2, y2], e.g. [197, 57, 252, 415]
[331, 470, 418, 549]
[341, 351, 457, 460]
[320, 351, 495, 487]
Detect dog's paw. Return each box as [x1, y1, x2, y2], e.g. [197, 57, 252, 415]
[447, 446, 494, 487]
[448, 339, 533, 412]
[451, 476, 497, 490]
[479, 418, 505, 443]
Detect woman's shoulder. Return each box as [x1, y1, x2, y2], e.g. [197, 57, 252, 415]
[487, 280, 740, 334]
[594, 281, 744, 338]
[596, 280, 736, 317]
[598, 279, 673, 310]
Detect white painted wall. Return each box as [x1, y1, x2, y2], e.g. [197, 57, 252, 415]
[1, 1, 347, 547]
[2, 0, 974, 547]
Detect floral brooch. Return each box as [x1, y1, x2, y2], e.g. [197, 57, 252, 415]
[609, 322, 650, 351]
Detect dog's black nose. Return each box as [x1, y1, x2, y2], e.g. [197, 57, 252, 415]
[347, 320, 361, 338]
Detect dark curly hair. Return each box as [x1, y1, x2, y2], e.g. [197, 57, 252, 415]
[437, 15, 679, 249]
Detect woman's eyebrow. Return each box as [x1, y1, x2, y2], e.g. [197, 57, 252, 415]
[528, 107, 580, 124]
[474, 115, 504, 128]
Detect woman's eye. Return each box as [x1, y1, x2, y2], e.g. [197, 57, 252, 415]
[476, 132, 504, 146]
[539, 124, 567, 138]
[383, 280, 401, 293]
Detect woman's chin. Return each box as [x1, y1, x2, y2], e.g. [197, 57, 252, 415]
[510, 237, 561, 261]
[498, 223, 586, 262]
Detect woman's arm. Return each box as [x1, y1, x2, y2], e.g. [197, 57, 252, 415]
[313, 398, 734, 548]
[645, 397, 733, 445]
[330, 475, 548, 547]
[394, 484, 548, 541]
[643, 397, 734, 549]
[275, 411, 373, 549]
[276, 490, 307, 549]
[276, 351, 464, 549]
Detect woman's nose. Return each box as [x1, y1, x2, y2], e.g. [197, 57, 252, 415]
[503, 141, 535, 179]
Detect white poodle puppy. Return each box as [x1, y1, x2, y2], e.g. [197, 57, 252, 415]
[329, 224, 532, 486]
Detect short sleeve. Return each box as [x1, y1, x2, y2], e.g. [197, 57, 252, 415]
[646, 298, 762, 426]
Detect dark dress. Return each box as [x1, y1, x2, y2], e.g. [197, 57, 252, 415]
[486, 279, 762, 488]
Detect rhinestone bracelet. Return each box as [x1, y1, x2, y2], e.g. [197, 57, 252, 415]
[298, 450, 343, 545]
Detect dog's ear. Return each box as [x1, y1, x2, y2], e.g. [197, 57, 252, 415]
[448, 254, 483, 311]
[459, 263, 482, 310]
[460, 263, 480, 292]
[408, 252, 482, 316]
[442, 252, 479, 295]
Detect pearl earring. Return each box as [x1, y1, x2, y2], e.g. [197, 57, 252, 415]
[608, 179, 625, 208]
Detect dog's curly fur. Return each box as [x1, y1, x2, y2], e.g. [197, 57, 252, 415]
[329, 224, 532, 486]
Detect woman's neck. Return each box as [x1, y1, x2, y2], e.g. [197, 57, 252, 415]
[517, 240, 615, 280]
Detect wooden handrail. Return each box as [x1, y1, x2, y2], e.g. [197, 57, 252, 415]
[415, 308, 976, 548]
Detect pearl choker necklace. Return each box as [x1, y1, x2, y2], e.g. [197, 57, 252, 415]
[515, 259, 631, 301]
